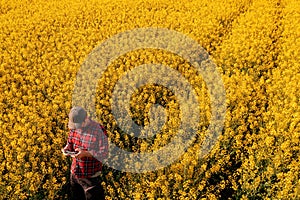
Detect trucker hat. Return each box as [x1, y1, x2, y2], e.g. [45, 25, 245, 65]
[68, 106, 87, 129]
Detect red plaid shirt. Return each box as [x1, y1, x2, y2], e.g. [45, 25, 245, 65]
[64, 118, 108, 178]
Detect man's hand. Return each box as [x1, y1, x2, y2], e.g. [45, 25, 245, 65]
[61, 148, 73, 156]
[74, 148, 93, 159]
[61, 148, 79, 156]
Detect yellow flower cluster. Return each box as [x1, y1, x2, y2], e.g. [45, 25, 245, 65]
[0, 0, 299, 199]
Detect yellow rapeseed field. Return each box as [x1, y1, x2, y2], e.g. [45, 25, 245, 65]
[0, 0, 299, 199]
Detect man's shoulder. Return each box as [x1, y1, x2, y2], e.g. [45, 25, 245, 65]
[89, 119, 107, 134]
[89, 119, 102, 127]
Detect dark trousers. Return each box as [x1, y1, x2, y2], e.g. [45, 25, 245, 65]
[70, 173, 105, 200]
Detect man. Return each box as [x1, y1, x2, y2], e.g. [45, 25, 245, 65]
[62, 106, 108, 200]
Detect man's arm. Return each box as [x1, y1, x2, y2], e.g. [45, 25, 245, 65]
[89, 125, 109, 161]
[73, 148, 92, 159]
[61, 130, 75, 156]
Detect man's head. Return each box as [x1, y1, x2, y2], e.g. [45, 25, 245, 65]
[68, 106, 87, 129]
